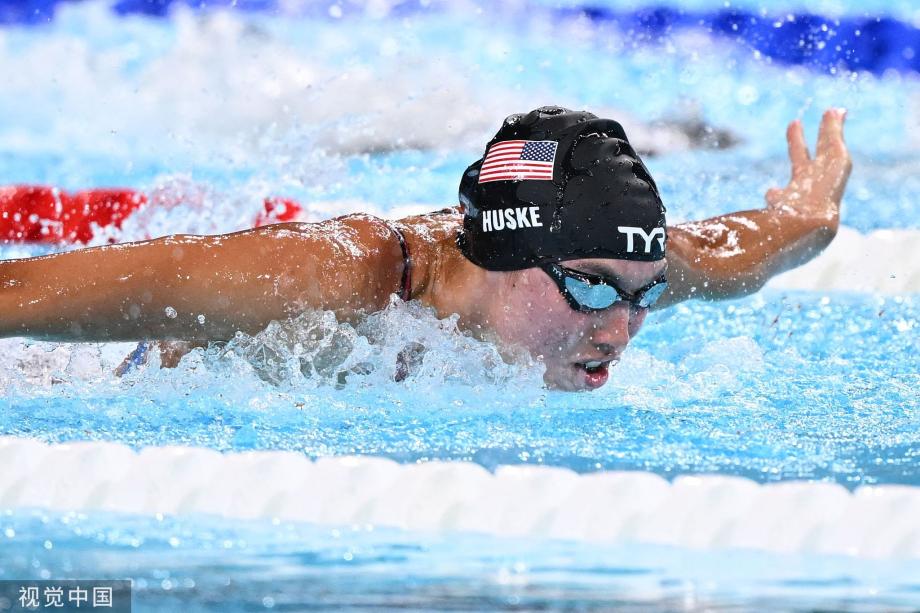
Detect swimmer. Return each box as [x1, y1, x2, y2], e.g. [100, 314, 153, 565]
[0, 185, 303, 243]
[0, 106, 851, 390]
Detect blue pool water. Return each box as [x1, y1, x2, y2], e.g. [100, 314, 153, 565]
[3, 292, 918, 486]
[2, 510, 920, 611]
[1, 1, 919, 610]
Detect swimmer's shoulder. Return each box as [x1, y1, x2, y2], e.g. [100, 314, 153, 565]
[255, 213, 392, 245]
[329, 207, 462, 227]
[307, 207, 462, 243]
[247, 214, 406, 311]
[252, 208, 462, 258]
[397, 207, 463, 243]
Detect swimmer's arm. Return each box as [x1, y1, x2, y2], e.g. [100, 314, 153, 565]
[656, 109, 852, 307]
[0, 218, 402, 342]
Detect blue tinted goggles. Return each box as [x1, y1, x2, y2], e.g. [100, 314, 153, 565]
[541, 263, 668, 312]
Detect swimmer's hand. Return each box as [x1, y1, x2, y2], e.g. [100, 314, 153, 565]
[764, 108, 851, 231]
[114, 340, 202, 376]
[657, 108, 852, 307]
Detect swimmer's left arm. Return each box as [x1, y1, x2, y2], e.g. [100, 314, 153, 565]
[655, 108, 852, 308]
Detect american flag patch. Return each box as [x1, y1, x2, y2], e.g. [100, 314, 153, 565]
[478, 140, 557, 184]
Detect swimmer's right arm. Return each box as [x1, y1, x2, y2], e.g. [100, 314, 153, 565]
[0, 217, 403, 342]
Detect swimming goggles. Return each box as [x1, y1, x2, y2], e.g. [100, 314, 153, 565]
[540, 263, 668, 312]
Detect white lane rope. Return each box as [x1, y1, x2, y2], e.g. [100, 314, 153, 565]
[1, 437, 918, 559]
[769, 226, 920, 294]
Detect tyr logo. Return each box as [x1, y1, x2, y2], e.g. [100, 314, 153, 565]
[618, 226, 665, 253]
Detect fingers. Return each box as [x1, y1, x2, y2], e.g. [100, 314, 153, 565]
[816, 108, 848, 161]
[786, 119, 810, 180]
[816, 109, 852, 203]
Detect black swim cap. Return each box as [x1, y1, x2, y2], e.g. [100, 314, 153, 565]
[458, 106, 667, 270]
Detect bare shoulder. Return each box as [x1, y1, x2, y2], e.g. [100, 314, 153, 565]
[251, 214, 406, 313]
[240, 209, 461, 313]
[397, 207, 463, 244]
[248, 213, 400, 259]
[260, 207, 463, 246]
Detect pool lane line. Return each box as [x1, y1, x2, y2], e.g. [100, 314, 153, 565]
[3, 1, 920, 77]
[1, 435, 918, 559]
[767, 226, 920, 294]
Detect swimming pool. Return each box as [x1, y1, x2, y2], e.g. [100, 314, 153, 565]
[1, 1, 919, 610]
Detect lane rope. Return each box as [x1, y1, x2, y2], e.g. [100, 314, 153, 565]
[1, 436, 918, 559]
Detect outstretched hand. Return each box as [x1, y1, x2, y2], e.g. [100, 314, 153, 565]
[764, 108, 852, 231]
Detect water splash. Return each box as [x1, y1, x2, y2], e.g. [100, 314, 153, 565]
[200, 299, 542, 390]
[0, 297, 545, 398]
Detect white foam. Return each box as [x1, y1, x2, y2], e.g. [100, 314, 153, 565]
[0, 1, 733, 169]
[769, 226, 920, 294]
[2, 436, 918, 559]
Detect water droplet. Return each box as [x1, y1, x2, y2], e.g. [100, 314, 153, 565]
[165, 306, 178, 319]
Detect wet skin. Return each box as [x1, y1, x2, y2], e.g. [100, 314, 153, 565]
[0, 110, 852, 390]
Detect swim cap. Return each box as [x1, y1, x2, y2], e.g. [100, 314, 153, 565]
[458, 106, 667, 270]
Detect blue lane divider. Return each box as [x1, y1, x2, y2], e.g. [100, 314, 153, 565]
[0, 0, 60, 24]
[562, 6, 920, 76]
[2, 0, 919, 76]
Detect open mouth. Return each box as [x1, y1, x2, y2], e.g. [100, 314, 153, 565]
[580, 360, 609, 373]
[573, 359, 614, 389]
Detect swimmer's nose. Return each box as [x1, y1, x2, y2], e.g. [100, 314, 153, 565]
[592, 342, 621, 357]
[588, 305, 631, 352]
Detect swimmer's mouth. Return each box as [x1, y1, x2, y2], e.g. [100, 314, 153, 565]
[576, 359, 614, 373]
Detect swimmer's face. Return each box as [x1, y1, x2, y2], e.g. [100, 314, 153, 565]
[490, 258, 667, 391]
